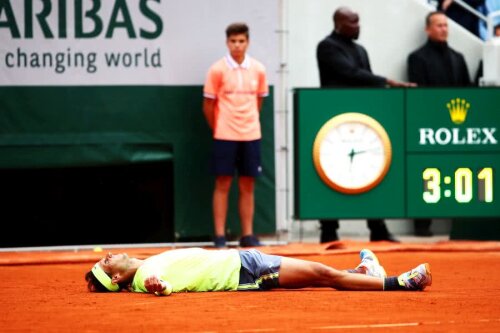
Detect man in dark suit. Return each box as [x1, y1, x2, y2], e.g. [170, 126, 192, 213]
[407, 11, 471, 237]
[408, 11, 471, 87]
[316, 7, 414, 242]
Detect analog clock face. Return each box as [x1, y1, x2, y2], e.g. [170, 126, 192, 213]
[312, 113, 392, 194]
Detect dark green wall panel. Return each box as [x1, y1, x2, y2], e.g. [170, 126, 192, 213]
[0, 86, 276, 241]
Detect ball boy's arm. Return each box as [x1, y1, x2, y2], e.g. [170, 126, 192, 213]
[203, 97, 216, 131]
[257, 97, 264, 112]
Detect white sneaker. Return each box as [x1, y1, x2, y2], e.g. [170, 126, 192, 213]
[397, 263, 432, 290]
[355, 249, 387, 278]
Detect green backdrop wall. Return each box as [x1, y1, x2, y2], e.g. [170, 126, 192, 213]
[0, 86, 276, 245]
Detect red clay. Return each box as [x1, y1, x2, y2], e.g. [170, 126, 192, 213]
[1, 244, 499, 332]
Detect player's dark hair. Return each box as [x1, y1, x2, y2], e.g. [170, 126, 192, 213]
[226, 23, 249, 39]
[85, 271, 110, 292]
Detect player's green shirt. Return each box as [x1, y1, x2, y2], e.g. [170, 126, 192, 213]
[131, 248, 241, 293]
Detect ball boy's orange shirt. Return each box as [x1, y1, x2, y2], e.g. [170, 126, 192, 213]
[204, 54, 268, 141]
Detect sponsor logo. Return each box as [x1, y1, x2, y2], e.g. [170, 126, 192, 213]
[447, 98, 469, 124]
[1, 0, 164, 76]
[419, 98, 497, 146]
[0, 0, 163, 39]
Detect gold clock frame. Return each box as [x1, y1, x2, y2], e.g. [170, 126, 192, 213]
[312, 112, 392, 194]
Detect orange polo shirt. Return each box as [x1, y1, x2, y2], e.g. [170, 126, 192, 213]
[204, 54, 268, 141]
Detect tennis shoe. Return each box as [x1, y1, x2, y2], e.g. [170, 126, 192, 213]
[239, 235, 262, 247]
[355, 249, 387, 278]
[213, 236, 227, 248]
[397, 263, 432, 290]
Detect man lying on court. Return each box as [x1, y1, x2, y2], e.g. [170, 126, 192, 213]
[85, 247, 431, 294]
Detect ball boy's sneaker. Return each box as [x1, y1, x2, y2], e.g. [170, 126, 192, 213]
[239, 235, 262, 247]
[398, 263, 432, 290]
[355, 249, 387, 278]
[213, 236, 227, 248]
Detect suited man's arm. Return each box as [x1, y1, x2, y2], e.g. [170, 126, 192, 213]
[407, 53, 428, 86]
[458, 56, 472, 86]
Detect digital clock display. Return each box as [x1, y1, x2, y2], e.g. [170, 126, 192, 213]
[423, 167, 494, 203]
[407, 154, 499, 218]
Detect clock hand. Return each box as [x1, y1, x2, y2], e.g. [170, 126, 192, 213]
[348, 148, 365, 161]
[348, 147, 379, 172]
[351, 147, 382, 155]
[348, 148, 356, 164]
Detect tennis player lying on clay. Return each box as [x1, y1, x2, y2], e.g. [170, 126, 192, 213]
[85, 247, 431, 295]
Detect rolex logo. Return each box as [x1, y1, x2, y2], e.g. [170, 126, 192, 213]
[420, 98, 497, 146]
[447, 98, 470, 125]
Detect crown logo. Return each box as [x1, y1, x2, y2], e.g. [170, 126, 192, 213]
[446, 98, 470, 125]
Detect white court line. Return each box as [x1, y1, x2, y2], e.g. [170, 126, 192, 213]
[0, 241, 287, 253]
[236, 329, 277, 332]
[312, 322, 419, 330]
[312, 318, 500, 330]
[192, 319, 500, 333]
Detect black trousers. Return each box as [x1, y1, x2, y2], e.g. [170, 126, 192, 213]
[414, 219, 432, 230]
[319, 219, 389, 242]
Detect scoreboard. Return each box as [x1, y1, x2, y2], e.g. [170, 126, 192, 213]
[293, 88, 500, 219]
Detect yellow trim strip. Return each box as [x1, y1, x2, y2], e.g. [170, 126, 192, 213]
[237, 283, 260, 290]
[237, 272, 280, 290]
[255, 272, 279, 285]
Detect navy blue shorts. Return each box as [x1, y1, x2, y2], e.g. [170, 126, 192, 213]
[211, 139, 262, 177]
[238, 249, 282, 291]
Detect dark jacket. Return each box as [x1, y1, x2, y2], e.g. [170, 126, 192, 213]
[316, 32, 386, 87]
[407, 39, 471, 86]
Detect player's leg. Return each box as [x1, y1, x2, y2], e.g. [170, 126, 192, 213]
[279, 256, 432, 291]
[279, 257, 383, 290]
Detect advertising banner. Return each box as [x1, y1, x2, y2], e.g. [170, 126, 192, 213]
[0, 0, 280, 86]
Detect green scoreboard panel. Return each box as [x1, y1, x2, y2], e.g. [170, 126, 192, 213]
[294, 88, 500, 219]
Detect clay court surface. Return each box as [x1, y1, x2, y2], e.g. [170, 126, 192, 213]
[1, 240, 499, 332]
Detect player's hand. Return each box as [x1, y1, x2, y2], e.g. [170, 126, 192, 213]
[144, 275, 165, 293]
